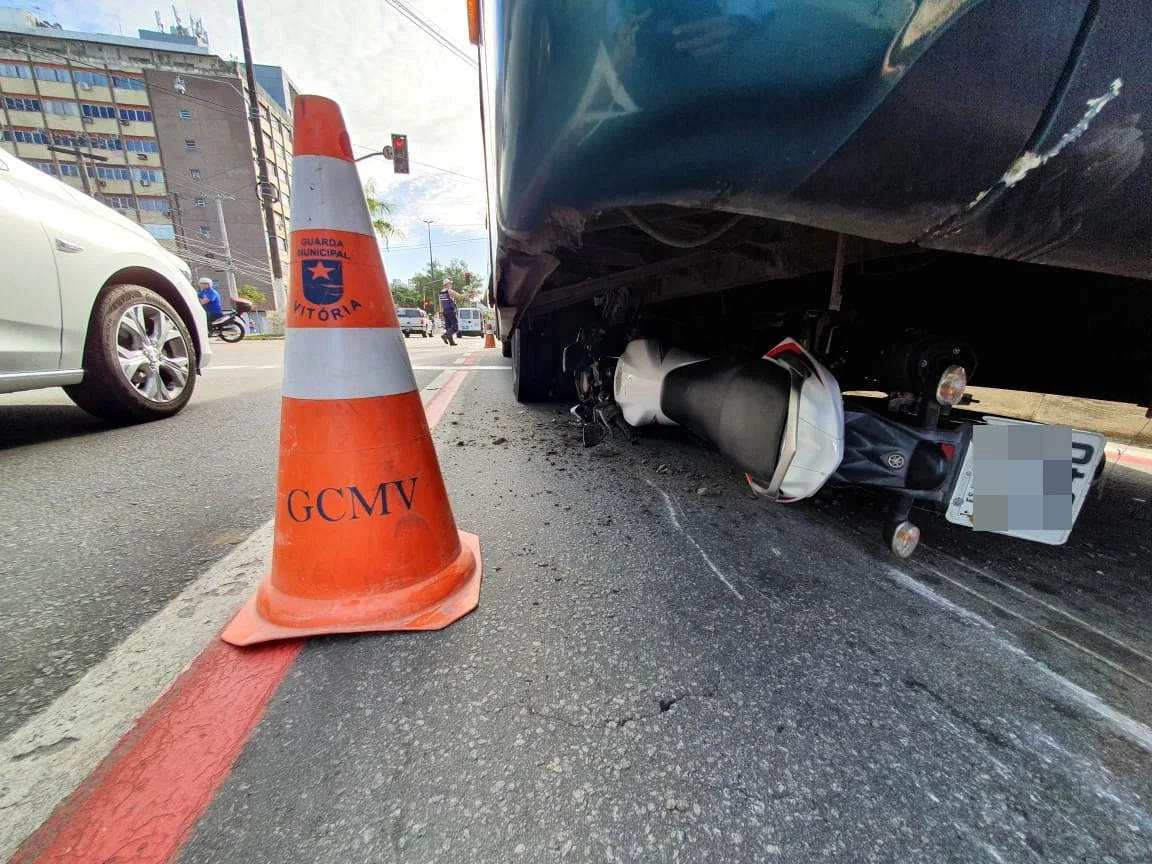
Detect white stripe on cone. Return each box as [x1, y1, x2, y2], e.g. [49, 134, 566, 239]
[283, 328, 418, 400]
[289, 154, 375, 237]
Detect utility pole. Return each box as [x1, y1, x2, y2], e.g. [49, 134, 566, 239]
[236, 0, 285, 313]
[423, 218, 435, 311]
[214, 193, 239, 298]
[46, 144, 107, 197]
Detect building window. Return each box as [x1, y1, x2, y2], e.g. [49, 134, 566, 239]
[59, 163, 81, 176]
[93, 166, 132, 181]
[72, 70, 109, 87]
[189, 169, 201, 179]
[195, 197, 206, 208]
[111, 75, 146, 91]
[119, 108, 152, 122]
[30, 161, 58, 175]
[0, 63, 33, 78]
[5, 130, 50, 145]
[184, 139, 197, 151]
[81, 103, 117, 119]
[87, 136, 123, 150]
[35, 66, 72, 83]
[137, 197, 169, 211]
[133, 168, 164, 183]
[4, 96, 41, 112]
[101, 195, 136, 209]
[179, 110, 193, 120]
[124, 139, 160, 153]
[43, 99, 80, 116]
[278, 236, 288, 252]
[199, 226, 212, 238]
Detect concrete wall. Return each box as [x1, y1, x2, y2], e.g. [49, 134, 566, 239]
[146, 68, 274, 303]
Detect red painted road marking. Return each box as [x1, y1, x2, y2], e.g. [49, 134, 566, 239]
[14, 376, 470, 864]
[1106, 448, 1152, 469]
[12, 641, 300, 864]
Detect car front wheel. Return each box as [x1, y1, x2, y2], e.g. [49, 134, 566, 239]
[64, 284, 197, 423]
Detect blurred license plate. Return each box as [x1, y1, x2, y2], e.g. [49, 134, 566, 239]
[945, 416, 1106, 545]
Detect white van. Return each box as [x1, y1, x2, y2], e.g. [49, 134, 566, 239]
[457, 307, 483, 337]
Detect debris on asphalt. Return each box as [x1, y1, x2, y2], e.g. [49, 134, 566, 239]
[656, 463, 670, 474]
[491, 437, 508, 445]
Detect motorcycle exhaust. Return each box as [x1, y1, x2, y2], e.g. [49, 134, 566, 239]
[614, 339, 845, 501]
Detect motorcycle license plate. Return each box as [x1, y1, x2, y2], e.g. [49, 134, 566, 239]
[945, 416, 1106, 545]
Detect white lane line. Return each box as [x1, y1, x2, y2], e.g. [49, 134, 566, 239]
[420, 369, 456, 404]
[205, 364, 282, 370]
[0, 523, 273, 859]
[0, 372, 465, 860]
[413, 365, 509, 371]
[888, 567, 1152, 757]
[645, 479, 744, 601]
[205, 365, 510, 371]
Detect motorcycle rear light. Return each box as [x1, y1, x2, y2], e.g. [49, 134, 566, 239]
[935, 365, 967, 406]
[890, 521, 920, 558]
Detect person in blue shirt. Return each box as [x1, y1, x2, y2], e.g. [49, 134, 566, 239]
[197, 277, 223, 324]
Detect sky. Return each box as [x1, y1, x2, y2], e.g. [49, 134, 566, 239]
[33, 0, 490, 282]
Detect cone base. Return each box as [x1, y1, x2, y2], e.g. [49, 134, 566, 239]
[484, 334, 496, 348]
[220, 531, 482, 646]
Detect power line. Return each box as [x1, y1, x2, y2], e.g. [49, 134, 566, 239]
[379, 0, 477, 69]
[351, 143, 483, 184]
[410, 159, 483, 183]
[381, 236, 488, 252]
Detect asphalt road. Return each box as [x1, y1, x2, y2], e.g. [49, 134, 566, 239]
[3, 337, 1152, 862]
[0, 334, 475, 738]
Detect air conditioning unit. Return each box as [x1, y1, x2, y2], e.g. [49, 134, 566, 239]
[121, 119, 131, 126]
[97, 180, 108, 187]
[78, 81, 92, 91]
[162, 210, 171, 217]
[82, 116, 95, 125]
[139, 180, 151, 186]
[136, 153, 148, 160]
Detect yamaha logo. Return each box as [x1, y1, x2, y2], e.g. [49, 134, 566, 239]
[886, 453, 906, 470]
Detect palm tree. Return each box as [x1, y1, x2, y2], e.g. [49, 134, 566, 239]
[364, 179, 404, 250]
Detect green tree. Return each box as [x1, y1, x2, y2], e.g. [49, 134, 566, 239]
[238, 285, 266, 306]
[364, 179, 404, 250]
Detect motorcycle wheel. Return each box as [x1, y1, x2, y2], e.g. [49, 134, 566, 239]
[218, 321, 246, 343]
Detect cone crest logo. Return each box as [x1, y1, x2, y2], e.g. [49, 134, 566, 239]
[302, 259, 344, 305]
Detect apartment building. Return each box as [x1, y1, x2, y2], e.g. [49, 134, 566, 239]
[0, 7, 294, 308]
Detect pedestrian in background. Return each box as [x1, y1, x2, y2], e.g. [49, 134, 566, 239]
[440, 277, 465, 346]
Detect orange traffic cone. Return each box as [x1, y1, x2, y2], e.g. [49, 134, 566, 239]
[221, 96, 482, 646]
[483, 320, 496, 349]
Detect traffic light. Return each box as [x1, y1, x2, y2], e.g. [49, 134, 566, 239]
[464, 272, 472, 285]
[391, 133, 409, 174]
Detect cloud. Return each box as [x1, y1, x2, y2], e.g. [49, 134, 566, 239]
[43, 0, 489, 281]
